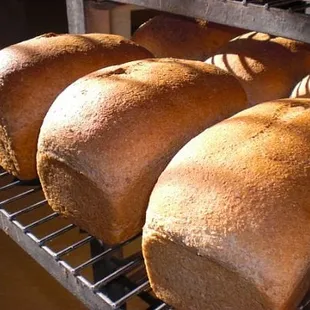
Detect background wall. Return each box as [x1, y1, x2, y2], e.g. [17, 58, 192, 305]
[0, 0, 68, 49]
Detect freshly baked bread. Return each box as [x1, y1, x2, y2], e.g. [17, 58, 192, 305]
[206, 32, 310, 106]
[132, 14, 245, 60]
[143, 98, 310, 310]
[291, 75, 310, 98]
[37, 58, 247, 245]
[0, 33, 152, 180]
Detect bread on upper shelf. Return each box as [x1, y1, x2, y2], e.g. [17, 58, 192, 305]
[132, 14, 246, 60]
[206, 32, 310, 106]
[291, 75, 310, 99]
[0, 33, 152, 180]
[37, 58, 247, 245]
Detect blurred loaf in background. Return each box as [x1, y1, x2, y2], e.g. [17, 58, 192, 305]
[132, 14, 246, 60]
[291, 75, 310, 98]
[206, 32, 310, 106]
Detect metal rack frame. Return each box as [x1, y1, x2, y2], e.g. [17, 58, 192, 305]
[66, 0, 310, 43]
[2, 171, 310, 310]
[2, 1, 310, 309]
[0, 171, 168, 310]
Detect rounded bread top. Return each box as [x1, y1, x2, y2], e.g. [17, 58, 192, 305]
[145, 98, 310, 308]
[38, 58, 247, 196]
[0, 33, 152, 78]
[0, 32, 153, 133]
[132, 14, 245, 60]
[0, 32, 152, 179]
[206, 32, 310, 105]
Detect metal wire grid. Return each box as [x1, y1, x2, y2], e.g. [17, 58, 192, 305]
[0, 169, 169, 310]
[2, 167, 310, 309]
[0, 0, 307, 307]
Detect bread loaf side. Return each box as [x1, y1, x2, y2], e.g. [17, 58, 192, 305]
[143, 98, 310, 310]
[0, 33, 152, 179]
[37, 58, 247, 244]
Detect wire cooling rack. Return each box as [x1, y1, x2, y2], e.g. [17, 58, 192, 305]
[0, 169, 169, 310]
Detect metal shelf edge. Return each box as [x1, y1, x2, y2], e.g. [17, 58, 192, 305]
[103, 0, 310, 43]
[0, 210, 115, 310]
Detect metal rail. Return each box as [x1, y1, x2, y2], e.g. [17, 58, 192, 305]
[67, 0, 310, 43]
[1, 169, 310, 309]
[0, 171, 168, 310]
[1, 169, 310, 310]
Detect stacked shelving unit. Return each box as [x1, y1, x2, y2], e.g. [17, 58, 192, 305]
[1, 1, 310, 309]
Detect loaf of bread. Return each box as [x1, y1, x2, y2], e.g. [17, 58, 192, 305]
[0, 33, 152, 180]
[291, 75, 310, 98]
[206, 32, 310, 106]
[143, 98, 310, 310]
[37, 58, 247, 245]
[132, 14, 245, 60]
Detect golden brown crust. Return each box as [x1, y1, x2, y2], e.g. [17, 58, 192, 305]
[143, 230, 270, 310]
[37, 58, 247, 244]
[143, 98, 310, 310]
[132, 14, 245, 60]
[290, 75, 310, 98]
[0, 33, 152, 180]
[206, 32, 310, 106]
